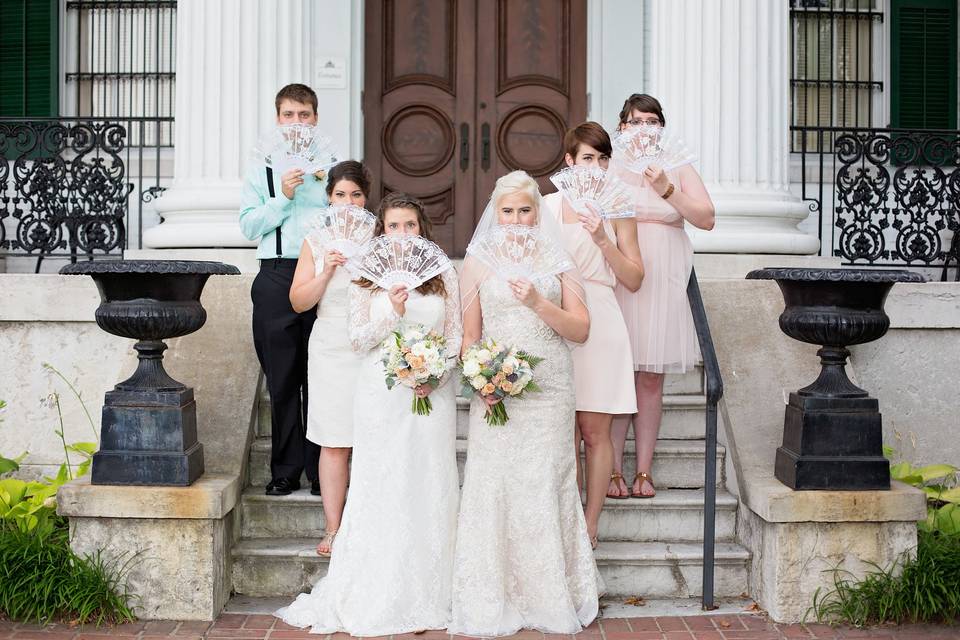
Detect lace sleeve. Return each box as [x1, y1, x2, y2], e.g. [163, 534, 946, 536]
[348, 283, 400, 353]
[441, 268, 463, 367]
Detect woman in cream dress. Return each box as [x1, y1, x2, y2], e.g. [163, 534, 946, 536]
[608, 94, 716, 499]
[289, 161, 372, 555]
[542, 122, 643, 544]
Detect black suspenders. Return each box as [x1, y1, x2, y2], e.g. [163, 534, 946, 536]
[265, 166, 283, 258]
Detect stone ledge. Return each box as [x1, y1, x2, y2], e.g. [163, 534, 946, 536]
[742, 475, 926, 524]
[58, 472, 240, 520]
[884, 282, 960, 329]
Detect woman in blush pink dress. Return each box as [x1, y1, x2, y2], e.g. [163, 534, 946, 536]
[609, 94, 715, 499]
[542, 122, 643, 546]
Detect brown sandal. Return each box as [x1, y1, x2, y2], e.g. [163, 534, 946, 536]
[607, 472, 629, 500]
[315, 529, 338, 557]
[631, 471, 656, 499]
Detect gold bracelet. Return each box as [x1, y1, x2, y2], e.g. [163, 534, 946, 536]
[661, 183, 675, 199]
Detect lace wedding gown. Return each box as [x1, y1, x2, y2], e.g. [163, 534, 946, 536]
[277, 269, 462, 636]
[451, 276, 601, 636]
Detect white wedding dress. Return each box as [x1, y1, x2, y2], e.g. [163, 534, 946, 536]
[276, 269, 462, 636]
[451, 276, 602, 636]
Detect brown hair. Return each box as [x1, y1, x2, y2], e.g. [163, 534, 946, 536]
[563, 121, 613, 159]
[356, 192, 447, 297]
[618, 93, 666, 129]
[274, 83, 318, 115]
[325, 161, 372, 199]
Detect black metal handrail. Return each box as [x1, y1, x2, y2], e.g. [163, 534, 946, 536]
[686, 266, 724, 610]
[791, 125, 960, 281]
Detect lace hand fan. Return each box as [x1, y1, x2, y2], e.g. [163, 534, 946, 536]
[350, 235, 452, 289]
[549, 165, 635, 219]
[252, 124, 341, 174]
[466, 225, 574, 282]
[306, 204, 376, 260]
[613, 124, 697, 173]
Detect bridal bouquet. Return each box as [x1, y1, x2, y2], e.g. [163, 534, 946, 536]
[459, 339, 542, 426]
[381, 323, 448, 415]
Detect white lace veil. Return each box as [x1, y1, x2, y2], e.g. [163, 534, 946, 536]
[460, 170, 586, 314]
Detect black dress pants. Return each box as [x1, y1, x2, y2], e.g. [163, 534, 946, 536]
[251, 259, 319, 482]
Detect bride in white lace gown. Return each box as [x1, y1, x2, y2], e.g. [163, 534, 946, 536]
[451, 171, 602, 636]
[276, 194, 462, 637]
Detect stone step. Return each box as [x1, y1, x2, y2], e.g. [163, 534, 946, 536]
[238, 488, 739, 542]
[231, 538, 750, 599]
[257, 391, 710, 440]
[247, 438, 725, 490]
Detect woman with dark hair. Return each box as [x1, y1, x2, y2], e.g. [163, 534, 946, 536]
[542, 121, 643, 546]
[279, 193, 462, 636]
[609, 94, 715, 499]
[289, 160, 373, 556]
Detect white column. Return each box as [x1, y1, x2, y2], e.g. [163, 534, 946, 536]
[143, 0, 361, 249]
[646, 0, 819, 255]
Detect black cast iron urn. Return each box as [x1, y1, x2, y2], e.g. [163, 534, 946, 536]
[745, 267, 925, 490]
[60, 260, 240, 486]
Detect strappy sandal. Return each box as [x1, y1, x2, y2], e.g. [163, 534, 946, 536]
[631, 471, 656, 499]
[315, 529, 338, 557]
[607, 472, 629, 500]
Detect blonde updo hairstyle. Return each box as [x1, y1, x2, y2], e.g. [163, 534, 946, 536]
[491, 170, 542, 219]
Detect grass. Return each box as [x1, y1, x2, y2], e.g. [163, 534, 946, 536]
[810, 528, 960, 626]
[0, 522, 137, 625]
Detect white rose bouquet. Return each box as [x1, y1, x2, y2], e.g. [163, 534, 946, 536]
[459, 338, 542, 426]
[380, 323, 448, 415]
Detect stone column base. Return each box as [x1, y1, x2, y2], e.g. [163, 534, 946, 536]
[57, 473, 239, 621]
[738, 477, 926, 622]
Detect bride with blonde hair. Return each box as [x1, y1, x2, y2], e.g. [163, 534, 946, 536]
[451, 170, 601, 636]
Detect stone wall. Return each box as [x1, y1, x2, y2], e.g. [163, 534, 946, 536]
[0, 273, 259, 480]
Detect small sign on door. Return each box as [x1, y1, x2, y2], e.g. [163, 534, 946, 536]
[316, 57, 347, 89]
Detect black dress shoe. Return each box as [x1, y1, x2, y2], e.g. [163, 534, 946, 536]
[310, 480, 321, 496]
[265, 477, 301, 496]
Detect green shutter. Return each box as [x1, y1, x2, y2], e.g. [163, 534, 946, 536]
[0, 0, 58, 117]
[891, 0, 958, 129]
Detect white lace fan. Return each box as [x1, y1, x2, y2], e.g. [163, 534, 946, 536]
[306, 204, 377, 259]
[252, 124, 341, 174]
[613, 124, 697, 173]
[350, 235, 452, 289]
[466, 225, 574, 282]
[549, 165, 635, 219]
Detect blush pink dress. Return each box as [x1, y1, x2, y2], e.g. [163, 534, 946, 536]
[611, 164, 700, 374]
[543, 192, 637, 414]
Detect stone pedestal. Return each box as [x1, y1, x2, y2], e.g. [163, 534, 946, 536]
[738, 478, 926, 622]
[57, 474, 239, 621]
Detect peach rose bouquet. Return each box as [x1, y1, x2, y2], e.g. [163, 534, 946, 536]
[380, 323, 448, 415]
[459, 338, 542, 426]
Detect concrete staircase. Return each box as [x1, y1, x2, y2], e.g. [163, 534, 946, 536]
[232, 367, 751, 600]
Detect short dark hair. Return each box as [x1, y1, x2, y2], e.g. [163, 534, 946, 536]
[618, 93, 666, 128]
[326, 161, 372, 199]
[275, 83, 318, 115]
[564, 121, 613, 159]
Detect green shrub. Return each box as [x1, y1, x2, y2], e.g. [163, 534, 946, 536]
[810, 528, 960, 625]
[0, 525, 136, 625]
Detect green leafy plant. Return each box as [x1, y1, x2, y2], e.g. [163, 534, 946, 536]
[0, 525, 136, 625]
[885, 444, 960, 535]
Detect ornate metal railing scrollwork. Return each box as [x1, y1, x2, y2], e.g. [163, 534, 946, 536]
[0, 119, 135, 270]
[792, 126, 960, 281]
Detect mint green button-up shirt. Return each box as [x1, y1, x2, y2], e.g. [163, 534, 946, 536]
[238, 164, 329, 259]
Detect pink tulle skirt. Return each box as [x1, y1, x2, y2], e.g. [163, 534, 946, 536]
[615, 221, 700, 374]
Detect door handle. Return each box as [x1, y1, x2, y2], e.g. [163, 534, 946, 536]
[460, 123, 469, 171]
[481, 123, 490, 171]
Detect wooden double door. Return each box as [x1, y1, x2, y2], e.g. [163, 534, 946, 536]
[363, 0, 587, 255]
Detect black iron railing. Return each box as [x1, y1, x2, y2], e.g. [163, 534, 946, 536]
[686, 267, 724, 611]
[0, 117, 171, 271]
[793, 125, 960, 281]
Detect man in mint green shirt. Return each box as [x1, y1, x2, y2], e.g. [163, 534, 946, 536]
[239, 83, 328, 496]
